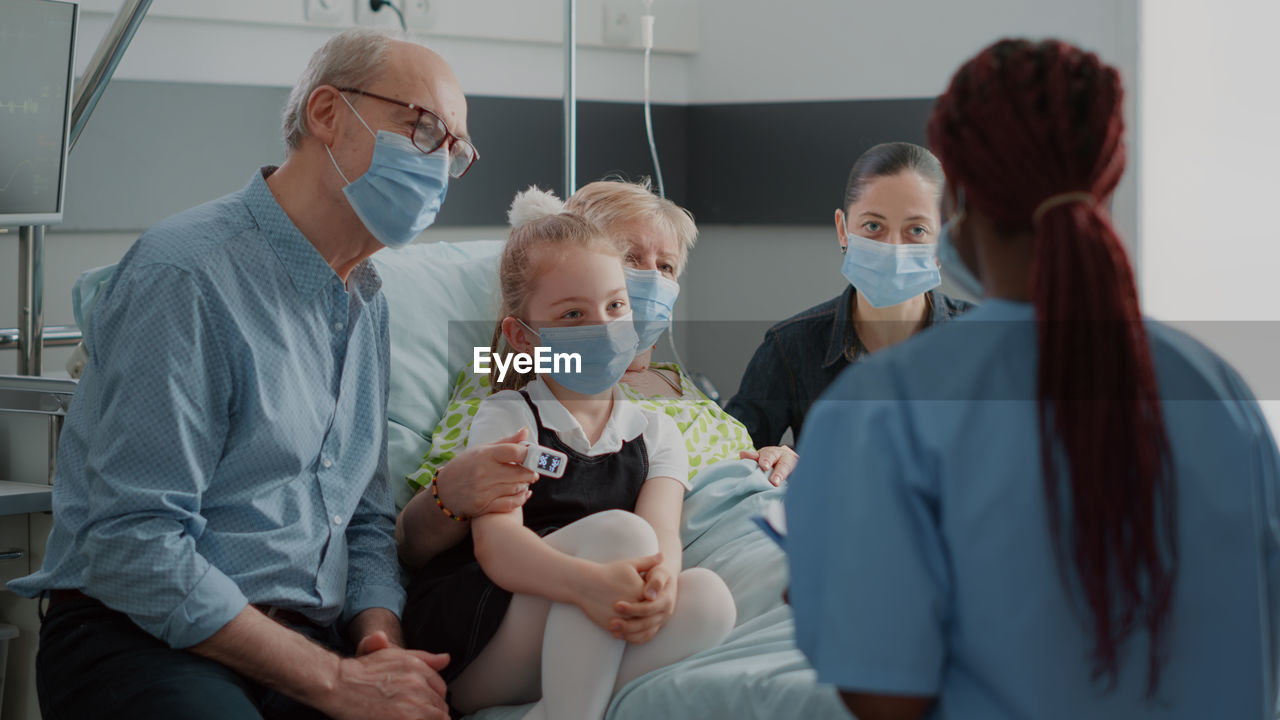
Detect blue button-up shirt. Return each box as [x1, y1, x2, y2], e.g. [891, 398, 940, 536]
[9, 168, 405, 648]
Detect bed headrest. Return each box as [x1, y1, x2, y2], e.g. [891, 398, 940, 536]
[369, 240, 504, 495]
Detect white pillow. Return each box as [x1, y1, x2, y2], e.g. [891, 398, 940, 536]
[387, 418, 435, 509]
[370, 240, 505, 504]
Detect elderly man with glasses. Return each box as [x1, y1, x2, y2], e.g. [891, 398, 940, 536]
[9, 28, 521, 720]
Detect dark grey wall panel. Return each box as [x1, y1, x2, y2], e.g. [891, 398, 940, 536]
[59, 80, 931, 231]
[58, 81, 688, 231]
[62, 81, 290, 231]
[439, 96, 687, 226]
[686, 98, 935, 225]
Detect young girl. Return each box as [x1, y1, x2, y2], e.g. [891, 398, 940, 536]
[403, 188, 736, 719]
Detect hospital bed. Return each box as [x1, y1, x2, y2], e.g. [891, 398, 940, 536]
[373, 239, 849, 719]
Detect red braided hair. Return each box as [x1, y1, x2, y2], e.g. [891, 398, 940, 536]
[927, 39, 1176, 694]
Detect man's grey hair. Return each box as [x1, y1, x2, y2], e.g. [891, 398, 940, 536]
[282, 27, 409, 153]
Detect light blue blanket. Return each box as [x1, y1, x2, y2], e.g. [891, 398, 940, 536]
[469, 459, 848, 720]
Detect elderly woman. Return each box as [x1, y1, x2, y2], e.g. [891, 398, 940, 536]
[396, 180, 795, 591]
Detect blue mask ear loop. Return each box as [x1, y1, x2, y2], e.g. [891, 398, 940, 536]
[515, 318, 543, 345]
[325, 92, 379, 185]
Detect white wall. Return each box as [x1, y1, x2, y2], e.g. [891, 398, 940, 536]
[688, 0, 1135, 103]
[74, 1, 693, 103]
[1138, 0, 1280, 420]
[1139, 0, 1280, 321]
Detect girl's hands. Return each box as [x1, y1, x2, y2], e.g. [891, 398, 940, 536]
[576, 553, 663, 632]
[739, 445, 799, 486]
[610, 564, 678, 644]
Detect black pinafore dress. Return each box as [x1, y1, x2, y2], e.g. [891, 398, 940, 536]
[403, 390, 649, 682]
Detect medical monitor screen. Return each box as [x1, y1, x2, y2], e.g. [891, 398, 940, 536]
[0, 0, 77, 225]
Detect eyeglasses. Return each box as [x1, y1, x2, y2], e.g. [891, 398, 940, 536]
[337, 87, 479, 178]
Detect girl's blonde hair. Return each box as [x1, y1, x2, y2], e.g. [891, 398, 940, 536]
[490, 187, 626, 391]
[565, 178, 698, 276]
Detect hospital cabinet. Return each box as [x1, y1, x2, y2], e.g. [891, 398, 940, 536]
[0, 375, 74, 720]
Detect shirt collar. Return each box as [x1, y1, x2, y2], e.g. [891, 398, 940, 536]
[525, 379, 647, 454]
[348, 258, 383, 299]
[927, 288, 960, 323]
[823, 284, 862, 368]
[244, 166, 342, 296]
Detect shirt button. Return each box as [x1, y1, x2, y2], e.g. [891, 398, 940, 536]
[333, 515, 343, 525]
[322, 457, 333, 469]
[334, 322, 344, 331]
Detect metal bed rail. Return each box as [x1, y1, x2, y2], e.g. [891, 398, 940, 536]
[0, 326, 82, 351]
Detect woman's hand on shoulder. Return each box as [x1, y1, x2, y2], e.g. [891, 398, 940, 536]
[436, 428, 538, 517]
[739, 445, 799, 486]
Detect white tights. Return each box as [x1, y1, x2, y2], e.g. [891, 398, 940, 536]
[448, 510, 737, 719]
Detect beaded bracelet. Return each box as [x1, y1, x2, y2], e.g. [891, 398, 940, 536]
[430, 473, 469, 522]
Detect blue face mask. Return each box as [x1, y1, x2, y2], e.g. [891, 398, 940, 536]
[326, 95, 449, 249]
[936, 193, 984, 299]
[840, 231, 941, 308]
[624, 267, 680, 351]
[518, 313, 639, 395]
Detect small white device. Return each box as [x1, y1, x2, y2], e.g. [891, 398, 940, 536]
[521, 440, 568, 479]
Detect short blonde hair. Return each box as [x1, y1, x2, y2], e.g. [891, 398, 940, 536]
[566, 178, 698, 276]
[490, 188, 627, 391]
[281, 27, 408, 153]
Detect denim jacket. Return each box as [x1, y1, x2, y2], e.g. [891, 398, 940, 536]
[725, 285, 972, 448]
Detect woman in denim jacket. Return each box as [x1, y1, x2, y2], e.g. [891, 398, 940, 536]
[725, 142, 972, 449]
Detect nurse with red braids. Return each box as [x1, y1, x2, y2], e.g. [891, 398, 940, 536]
[786, 39, 1280, 720]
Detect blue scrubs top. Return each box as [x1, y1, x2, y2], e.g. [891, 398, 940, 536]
[787, 299, 1280, 719]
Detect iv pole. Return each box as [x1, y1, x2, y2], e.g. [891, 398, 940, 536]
[563, 0, 576, 198]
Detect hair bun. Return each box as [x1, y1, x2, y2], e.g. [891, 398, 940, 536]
[508, 186, 566, 229]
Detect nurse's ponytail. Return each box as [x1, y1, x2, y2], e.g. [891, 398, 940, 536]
[927, 39, 1176, 695]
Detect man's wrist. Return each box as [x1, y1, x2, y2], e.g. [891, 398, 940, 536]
[309, 648, 344, 709]
[348, 606, 403, 648]
[191, 606, 343, 710]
